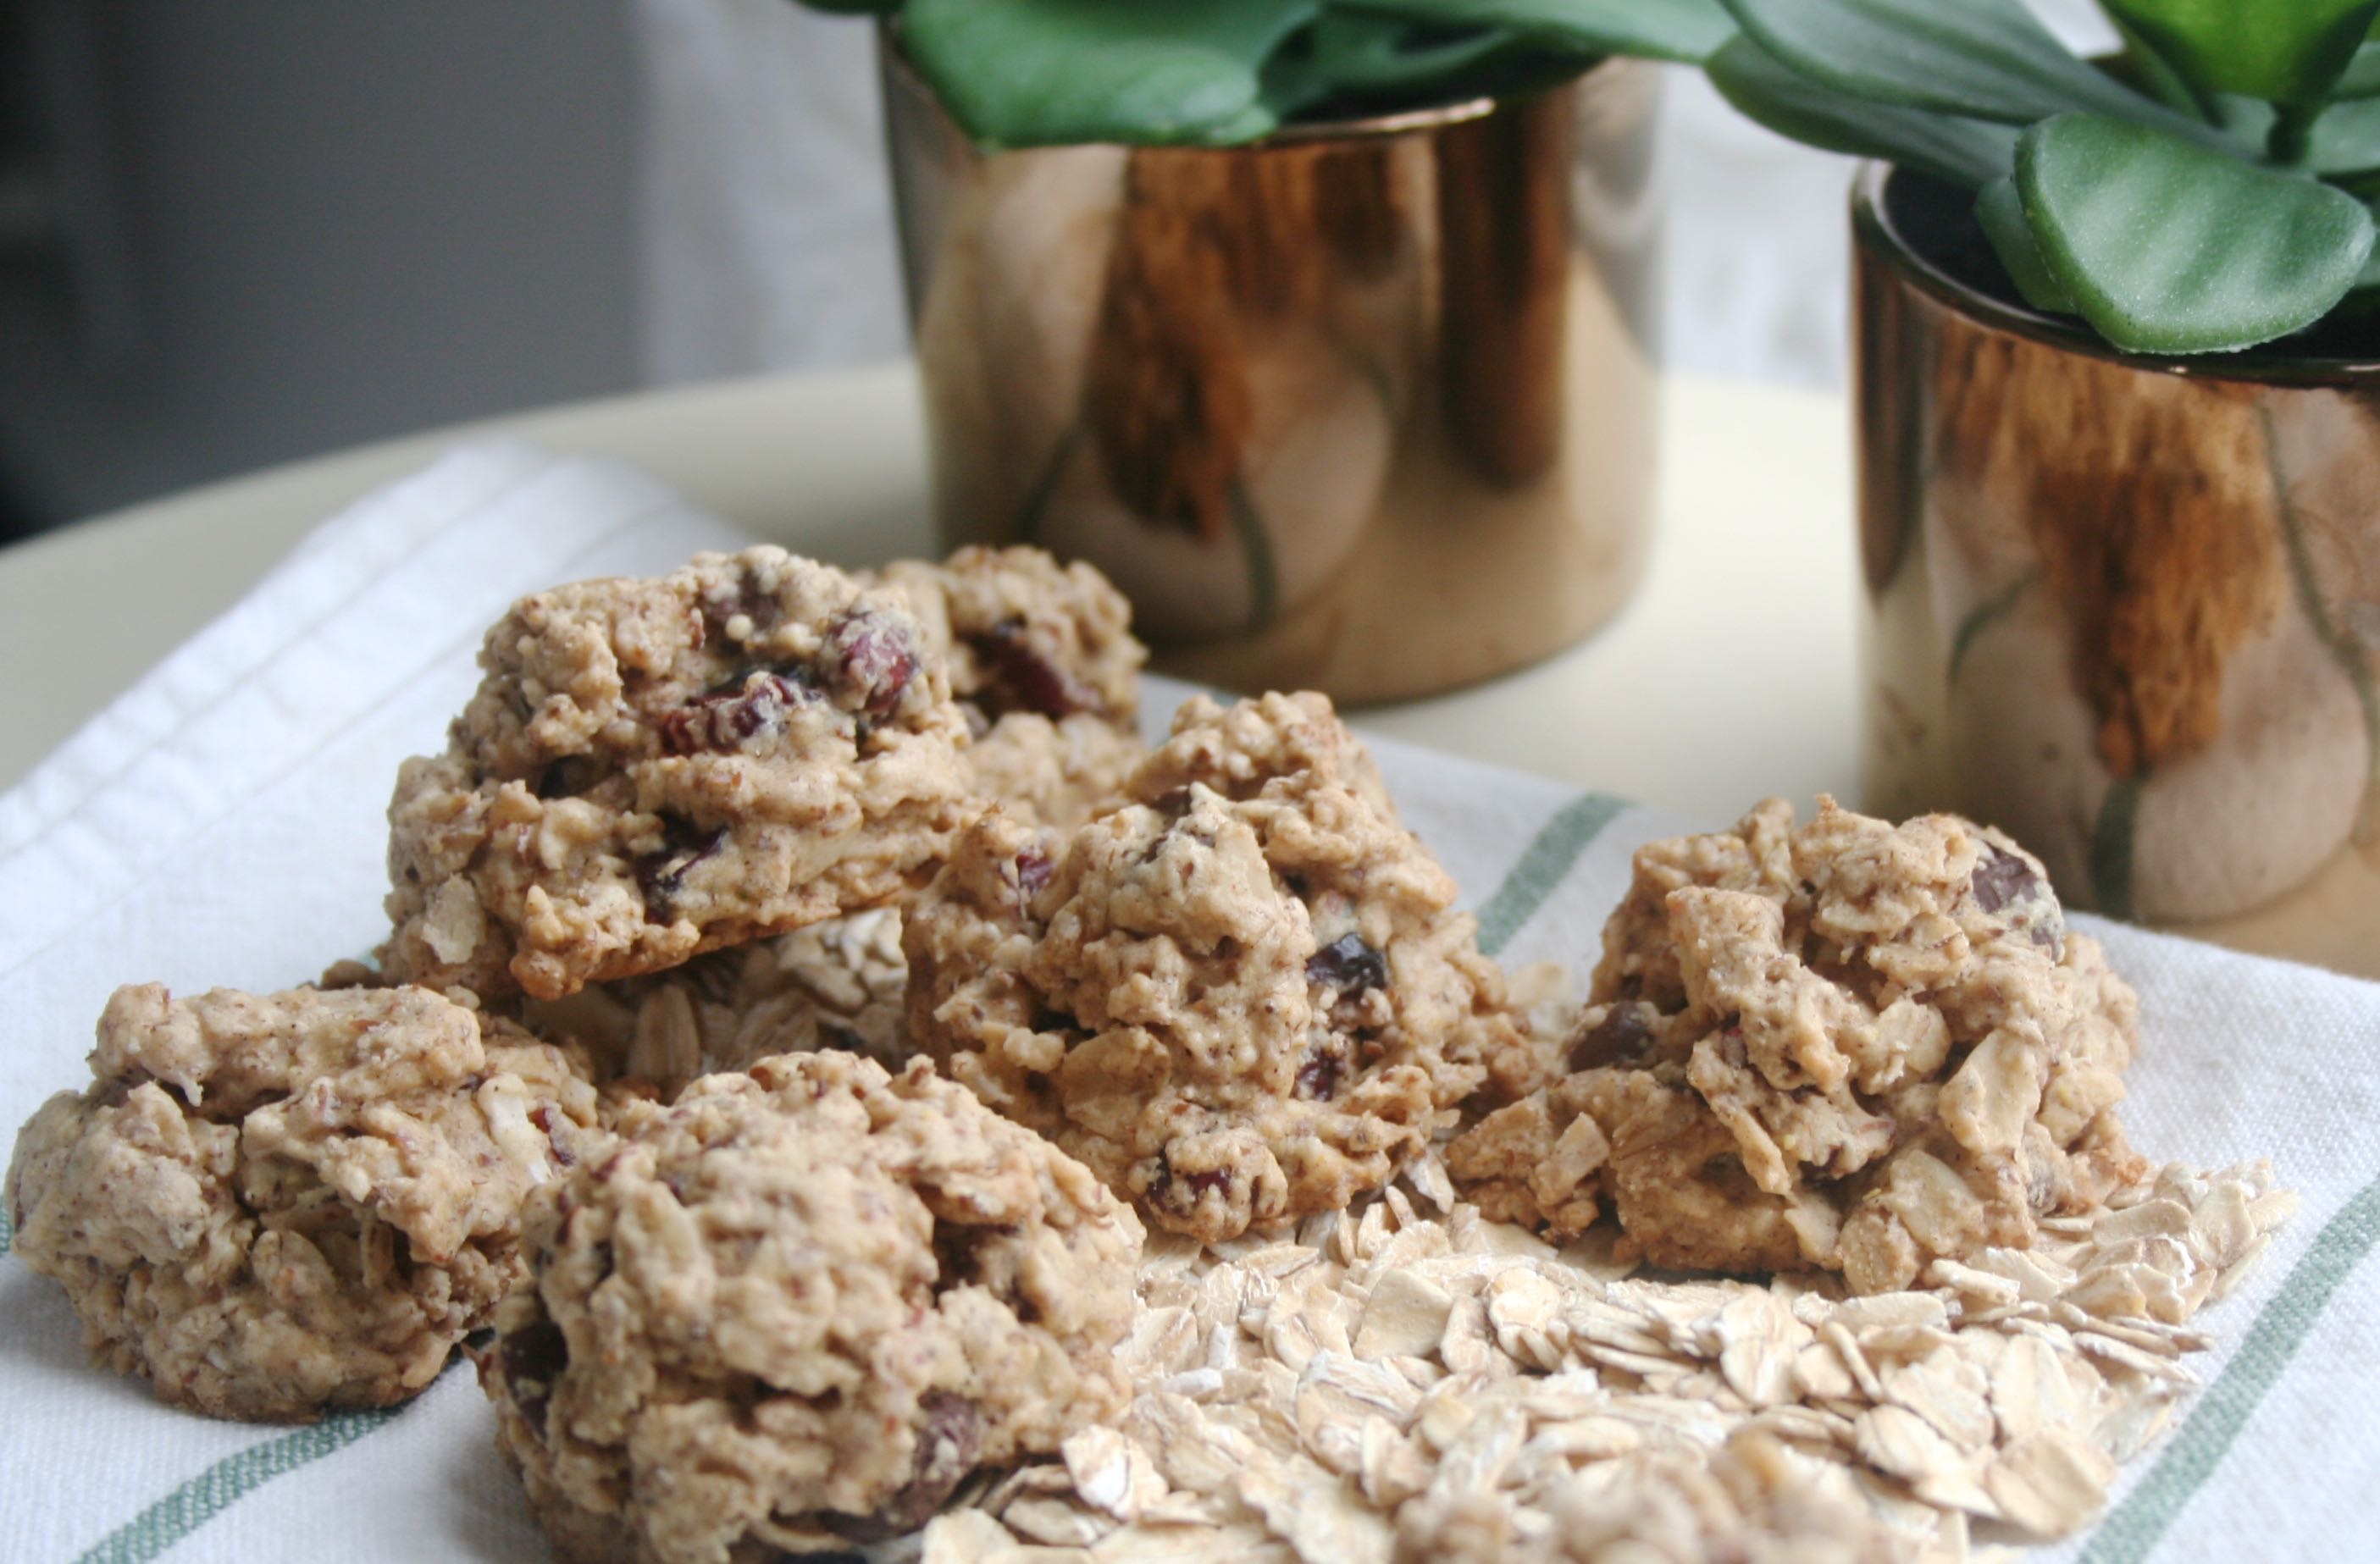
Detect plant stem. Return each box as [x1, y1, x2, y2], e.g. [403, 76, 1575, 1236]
[2268, 102, 2321, 167]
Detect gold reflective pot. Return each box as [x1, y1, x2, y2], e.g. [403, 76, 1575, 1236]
[882, 44, 1663, 704]
[1855, 164, 2380, 978]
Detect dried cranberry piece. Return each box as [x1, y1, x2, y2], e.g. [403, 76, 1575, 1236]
[1568, 1002, 1655, 1071]
[1295, 1048, 1345, 1100]
[1307, 933, 1387, 997]
[529, 1104, 577, 1167]
[966, 618, 1099, 719]
[500, 1319, 568, 1436]
[1972, 845, 2045, 914]
[819, 1393, 981, 1542]
[1183, 1168, 1232, 1198]
[824, 610, 919, 720]
[635, 818, 729, 920]
[657, 670, 812, 755]
[1016, 848, 1054, 900]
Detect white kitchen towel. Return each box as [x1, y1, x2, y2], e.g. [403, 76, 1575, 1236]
[0, 444, 2373, 1563]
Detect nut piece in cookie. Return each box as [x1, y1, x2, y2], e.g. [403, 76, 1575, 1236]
[905, 691, 1530, 1244]
[5, 983, 598, 1421]
[480, 1052, 1142, 1563]
[524, 905, 912, 1100]
[1448, 797, 2146, 1290]
[381, 546, 971, 1001]
[873, 545, 1149, 830]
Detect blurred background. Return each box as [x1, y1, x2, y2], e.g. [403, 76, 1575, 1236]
[0, 0, 2115, 544]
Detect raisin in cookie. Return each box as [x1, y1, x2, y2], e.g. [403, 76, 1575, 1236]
[873, 545, 1148, 830]
[481, 1052, 1141, 1563]
[525, 906, 911, 1100]
[382, 547, 971, 1002]
[1448, 799, 2145, 1290]
[6, 983, 598, 1421]
[905, 691, 1530, 1244]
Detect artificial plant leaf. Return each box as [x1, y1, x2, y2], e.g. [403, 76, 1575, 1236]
[1976, 178, 2078, 313]
[1707, 34, 2018, 189]
[1335, 0, 1735, 65]
[2310, 94, 2380, 185]
[2336, 40, 2380, 96]
[1305, 14, 1515, 94]
[1718, 0, 2183, 129]
[903, 0, 1322, 148]
[2098, 0, 2380, 107]
[2017, 112, 2376, 352]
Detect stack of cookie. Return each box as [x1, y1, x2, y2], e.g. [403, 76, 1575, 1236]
[4, 543, 2161, 1563]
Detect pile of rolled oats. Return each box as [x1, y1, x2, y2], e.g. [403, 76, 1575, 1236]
[921, 1152, 2294, 1564]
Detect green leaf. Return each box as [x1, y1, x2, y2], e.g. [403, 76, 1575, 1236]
[1975, 178, 2077, 313]
[903, 0, 1322, 148]
[1304, 14, 1515, 93]
[2311, 93, 2380, 182]
[2017, 112, 2376, 352]
[1706, 34, 2018, 189]
[2098, 0, 2380, 107]
[2335, 40, 2380, 96]
[1335, 0, 1735, 64]
[1717, 0, 2178, 128]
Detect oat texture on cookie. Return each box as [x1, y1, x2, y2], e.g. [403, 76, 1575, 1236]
[523, 905, 911, 1100]
[380, 546, 971, 1001]
[873, 545, 1150, 831]
[905, 691, 1530, 1244]
[480, 1051, 1142, 1564]
[5, 983, 597, 1422]
[1450, 798, 2146, 1289]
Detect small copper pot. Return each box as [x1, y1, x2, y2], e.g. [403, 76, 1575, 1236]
[1854, 164, 2380, 977]
[881, 41, 1662, 704]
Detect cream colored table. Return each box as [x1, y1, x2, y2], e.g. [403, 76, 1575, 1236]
[0, 363, 1857, 823]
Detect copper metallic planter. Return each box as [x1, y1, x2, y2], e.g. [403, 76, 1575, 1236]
[882, 46, 1661, 704]
[1854, 164, 2380, 978]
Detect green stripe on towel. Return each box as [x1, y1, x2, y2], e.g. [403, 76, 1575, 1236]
[1474, 793, 1628, 956]
[75, 1410, 395, 1564]
[2079, 1169, 2380, 1564]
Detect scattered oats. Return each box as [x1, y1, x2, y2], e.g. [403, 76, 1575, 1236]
[1404, 1153, 1457, 1214]
[952, 1151, 2290, 1562]
[1985, 1430, 2117, 1537]
[2212, 1232, 2272, 1301]
[1003, 1496, 1115, 1549]
[1354, 1270, 1455, 1361]
[1065, 1426, 1167, 1523]
[925, 1509, 1021, 1564]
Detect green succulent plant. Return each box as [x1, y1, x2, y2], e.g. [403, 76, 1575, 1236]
[808, 0, 2380, 356]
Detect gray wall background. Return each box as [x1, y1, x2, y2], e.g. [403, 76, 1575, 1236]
[0, 0, 2117, 540]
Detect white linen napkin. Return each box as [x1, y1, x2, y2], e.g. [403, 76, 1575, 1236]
[1, 444, 2372, 1563]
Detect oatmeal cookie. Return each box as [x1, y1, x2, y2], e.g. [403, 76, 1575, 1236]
[524, 906, 911, 1100]
[381, 547, 971, 1001]
[480, 1051, 1141, 1563]
[873, 545, 1149, 830]
[1448, 798, 2145, 1290]
[6, 983, 598, 1421]
[905, 691, 1530, 1243]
